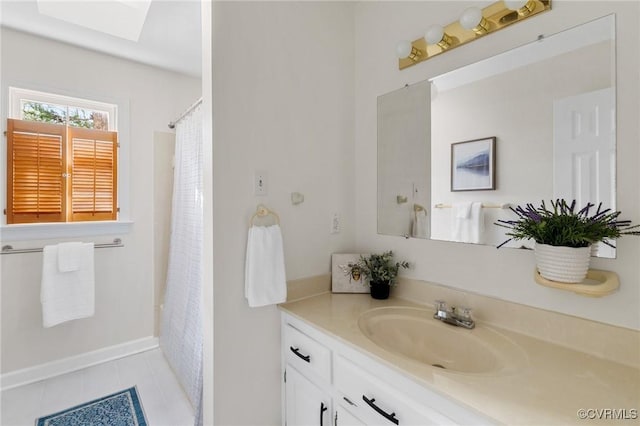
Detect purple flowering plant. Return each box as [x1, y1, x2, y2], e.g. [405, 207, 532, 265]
[495, 199, 640, 249]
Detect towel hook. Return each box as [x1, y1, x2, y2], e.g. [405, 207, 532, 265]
[250, 204, 280, 226]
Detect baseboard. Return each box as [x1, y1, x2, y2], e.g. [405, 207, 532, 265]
[1, 336, 159, 391]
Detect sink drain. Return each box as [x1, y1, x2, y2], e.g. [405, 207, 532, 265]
[431, 363, 446, 369]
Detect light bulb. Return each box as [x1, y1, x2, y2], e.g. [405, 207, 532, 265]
[459, 7, 483, 30]
[504, 0, 535, 16]
[395, 40, 412, 59]
[425, 25, 453, 49]
[425, 25, 445, 45]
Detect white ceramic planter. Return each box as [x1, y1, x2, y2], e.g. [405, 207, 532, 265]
[534, 243, 591, 283]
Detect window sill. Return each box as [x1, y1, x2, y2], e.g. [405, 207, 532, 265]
[0, 221, 133, 242]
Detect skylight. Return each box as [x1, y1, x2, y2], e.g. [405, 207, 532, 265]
[36, 0, 152, 42]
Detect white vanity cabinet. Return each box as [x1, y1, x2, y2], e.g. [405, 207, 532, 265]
[285, 366, 332, 426]
[335, 404, 367, 426]
[281, 313, 492, 426]
[283, 322, 333, 426]
[333, 356, 454, 425]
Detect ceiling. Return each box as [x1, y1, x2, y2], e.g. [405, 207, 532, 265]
[0, 0, 202, 77]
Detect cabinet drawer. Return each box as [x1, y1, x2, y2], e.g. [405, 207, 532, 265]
[284, 323, 331, 383]
[334, 356, 454, 426]
[336, 404, 367, 426]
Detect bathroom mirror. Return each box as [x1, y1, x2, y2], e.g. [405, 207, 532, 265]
[377, 80, 430, 239]
[377, 15, 617, 258]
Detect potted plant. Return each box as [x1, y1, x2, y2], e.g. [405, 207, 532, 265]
[496, 199, 640, 283]
[348, 251, 409, 299]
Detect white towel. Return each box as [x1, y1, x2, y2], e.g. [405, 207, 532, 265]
[244, 225, 287, 307]
[57, 242, 84, 272]
[455, 202, 472, 219]
[41, 242, 95, 328]
[451, 202, 485, 244]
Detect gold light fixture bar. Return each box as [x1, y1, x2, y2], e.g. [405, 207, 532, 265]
[399, 0, 551, 70]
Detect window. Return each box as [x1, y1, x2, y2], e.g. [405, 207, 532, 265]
[10, 87, 117, 131]
[21, 100, 110, 130]
[5, 88, 118, 224]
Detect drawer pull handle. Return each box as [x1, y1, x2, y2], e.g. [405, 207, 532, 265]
[343, 396, 357, 407]
[289, 346, 311, 363]
[362, 395, 399, 425]
[320, 402, 328, 426]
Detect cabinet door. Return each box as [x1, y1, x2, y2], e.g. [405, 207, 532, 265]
[335, 404, 367, 426]
[285, 366, 331, 426]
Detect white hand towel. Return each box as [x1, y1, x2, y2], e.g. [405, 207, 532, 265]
[244, 224, 287, 307]
[41, 242, 95, 328]
[57, 242, 84, 272]
[454, 202, 472, 219]
[451, 202, 485, 243]
[468, 202, 485, 244]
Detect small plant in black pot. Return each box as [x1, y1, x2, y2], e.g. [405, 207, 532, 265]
[349, 251, 409, 299]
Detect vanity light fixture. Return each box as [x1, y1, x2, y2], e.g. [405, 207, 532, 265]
[397, 0, 551, 69]
[395, 40, 412, 58]
[395, 40, 423, 61]
[504, 0, 537, 16]
[459, 7, 490, 35]
[425, 25, 453, 49]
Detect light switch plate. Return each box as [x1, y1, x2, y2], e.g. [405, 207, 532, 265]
[254, 171, 267, 196]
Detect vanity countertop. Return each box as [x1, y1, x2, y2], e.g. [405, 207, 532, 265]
[279, 292, 640, 425]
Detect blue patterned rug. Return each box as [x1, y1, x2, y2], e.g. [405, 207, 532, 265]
[36, 386, 147, 426]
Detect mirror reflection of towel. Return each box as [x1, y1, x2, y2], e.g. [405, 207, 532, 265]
[455, 202, 472, 219]
[452, 202, 484, 243]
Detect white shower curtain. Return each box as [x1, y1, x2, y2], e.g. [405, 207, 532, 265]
[160, 103, 203, 424]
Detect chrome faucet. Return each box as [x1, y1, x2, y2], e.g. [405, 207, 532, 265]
[433, 300, 475, 329]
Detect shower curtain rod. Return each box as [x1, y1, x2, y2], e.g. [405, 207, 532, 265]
[168, 97, 203, 129]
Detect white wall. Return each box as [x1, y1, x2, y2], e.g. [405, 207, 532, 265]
[201, 2, 214, 425]
[212, 2, 355, 424]
[354, 1, 640, 330]
[0, 29, 201, 372]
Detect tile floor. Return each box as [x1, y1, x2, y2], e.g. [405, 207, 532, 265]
[1, 348, 194, 426]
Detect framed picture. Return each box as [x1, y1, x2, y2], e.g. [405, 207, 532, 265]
[451, 137, 496, 191]
[331, 253, 370, 293]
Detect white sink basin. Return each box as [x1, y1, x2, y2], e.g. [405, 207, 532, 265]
[358, 306, 527, 375]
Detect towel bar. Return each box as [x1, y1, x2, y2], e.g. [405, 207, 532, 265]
[1, 238, 124, 255]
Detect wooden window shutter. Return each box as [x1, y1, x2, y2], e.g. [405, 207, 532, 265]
[68, 127, 118, 221]
[6, 119, 66, 224]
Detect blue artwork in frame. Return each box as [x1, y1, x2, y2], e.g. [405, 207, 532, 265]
[451, 137, 496, 191]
